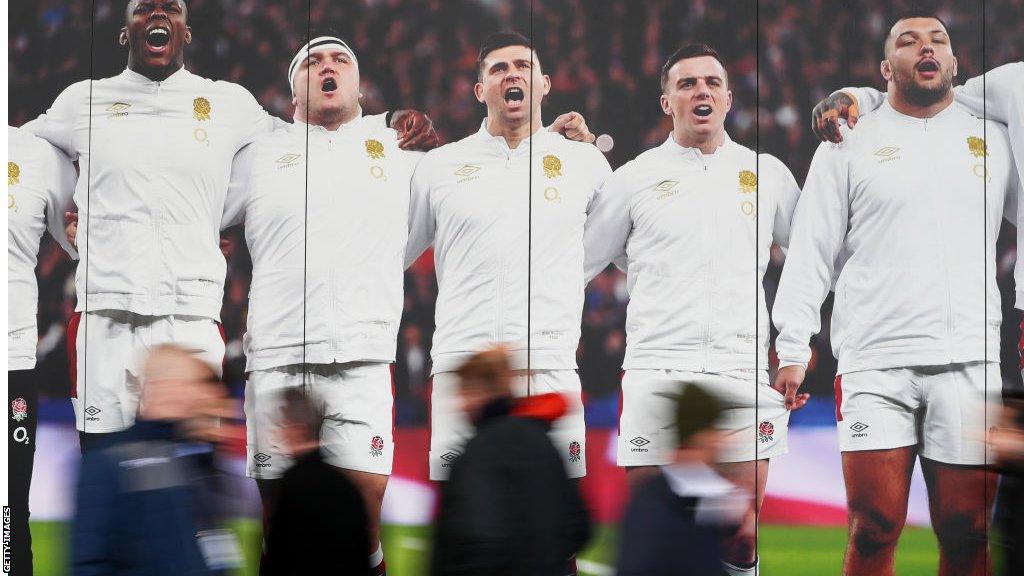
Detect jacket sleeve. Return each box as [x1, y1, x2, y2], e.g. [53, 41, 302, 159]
[956, 62, 1023, 124]
[837, 86, 886, 118]
[763, 154, 802, 252]
[72, 451, 119, 576]
[773, 142, 850, 369]
[231, 84, 278, 147]
[583, 171, 631, 283]
[222, 143, 256, 230]
[405, 158, 436, 269]
[23, 82, 86, 159]
[43, 142, 80, 259]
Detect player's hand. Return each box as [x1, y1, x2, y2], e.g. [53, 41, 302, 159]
[549, 111, 597, 144]
[64, 211, 79, 249]
[811, 92, 860, 144]
[774, 365, 810, 411]
[391, 109, 440, 151]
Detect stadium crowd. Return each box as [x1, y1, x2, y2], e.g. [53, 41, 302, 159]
[9, 0, 1023, 422]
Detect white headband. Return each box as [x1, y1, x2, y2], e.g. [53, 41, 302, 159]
[288, 36, 358, 93]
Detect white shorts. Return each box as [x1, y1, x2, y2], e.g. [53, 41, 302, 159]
[70, 310, 224, 433]
[617, 369, 790, 466]
[429, 369, 586, 480]
[245, 362, 394, 479]
[835, 362, 1001, 465]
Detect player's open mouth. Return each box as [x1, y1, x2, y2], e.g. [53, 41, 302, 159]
[321, 78, 337, 93]
[693, 104, 713, 117]
[145, 26, 170, 49]
[504, 87, 525, 107]
[916, 59, 940, 78]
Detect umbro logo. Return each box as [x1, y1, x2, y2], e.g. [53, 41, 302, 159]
[254, 452, 272, 468]
[850, 422, 870, 438]
[454, 165, 481, 183]
[276, 153, 302, 169]
[653, 180, 679, 199]
[629, 436, 650, 452]
[440, 451, 460, 467]
[874, 146, 901, 164]
[84, 405, 102, 421]
[106, 102, 131, 118]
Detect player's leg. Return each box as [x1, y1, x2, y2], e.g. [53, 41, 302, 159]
[243, 365, 301, 575]
[617, 370, 682, 490]
[843, 447, 916, 575]
[319, 362, 395, 576]
[918, 362, 1000, 575]
[835, 368, 921, 575]
[716, 460, 769, 573]
[523, 370, 587, 479]
[713, 369, 790, 574]
[71, 310, 140, 450]
[429, 371, 475, 481]
[920, 460, 995, 576]
[8, 368, 38, 575]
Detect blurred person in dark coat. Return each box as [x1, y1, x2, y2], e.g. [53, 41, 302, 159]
[263, 388, 370, 576]
[431, 346, 592, 576]
[73, 345, 242, 576]
[991, 390, 1024, 576]
[618, 384, 748, 576]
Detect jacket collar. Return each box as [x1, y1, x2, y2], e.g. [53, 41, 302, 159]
[120, 66, 190, 86]
[286, 113, 366, 137]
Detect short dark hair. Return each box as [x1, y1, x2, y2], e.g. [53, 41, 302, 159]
[476, 31, 539, 80]
[884, 11, 951, 58]
[675, 384, 725, 447]
[661, 44, 728, 93]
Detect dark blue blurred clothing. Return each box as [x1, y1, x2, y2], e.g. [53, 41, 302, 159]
[618, 467, 746, 576]
[73, 420, 231, 576]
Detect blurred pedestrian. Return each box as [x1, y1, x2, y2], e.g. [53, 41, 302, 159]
[991, 391, 1024, 576]
[262, 387, 370, 576]
[72, 345, 242, 576]
[618, 384, 748, 576]
[431, 345, 591, 576]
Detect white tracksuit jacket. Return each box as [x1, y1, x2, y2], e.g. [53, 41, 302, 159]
[223, 117, 420, 371]
[7, 127, 78, 369]
[774, 101, 1020, 374]
[406, 122, 612, 374]
[24, 67, 274, 320]
[583, 135, 800, 372]
[841, 61, 1024, 305]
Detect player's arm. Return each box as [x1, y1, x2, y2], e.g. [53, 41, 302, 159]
[811, 87, 883, 143]
[387, 110, 441, 151]
[221, 143, 257, 230]
[764, 155, 802, 252]
[43, 144, 80, 259]
[772, 143, 850, 408]
[583, 170, 631, 284]
[22, 82, 86, 158]
[957, 62, 1024, 124]
[405, 160, 436, 269]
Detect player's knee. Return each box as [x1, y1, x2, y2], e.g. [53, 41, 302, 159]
[849, 509, 904, 554]
[933, 509, 987, 549]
